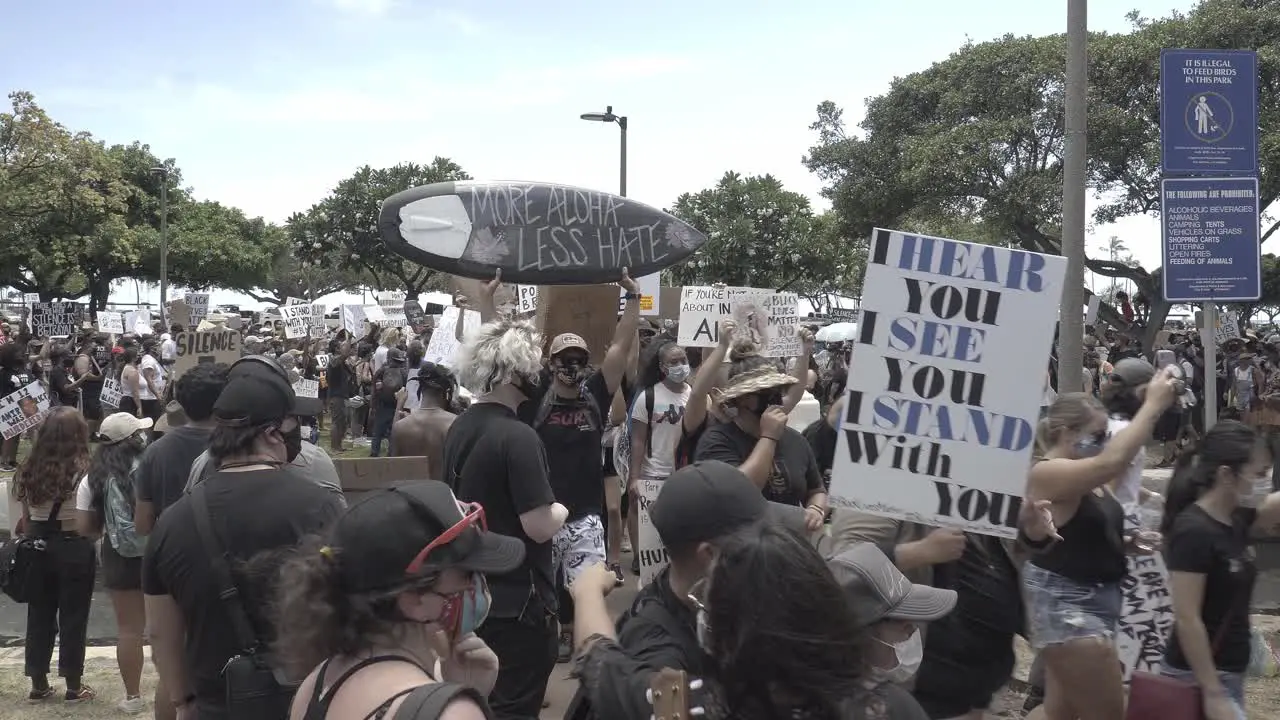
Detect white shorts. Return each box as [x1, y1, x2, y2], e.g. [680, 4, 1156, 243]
[551, 514, 606, 587]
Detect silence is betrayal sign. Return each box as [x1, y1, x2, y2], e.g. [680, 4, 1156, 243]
[828, 229, 1066, 538]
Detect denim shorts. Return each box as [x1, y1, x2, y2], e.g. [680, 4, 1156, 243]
[1023, 563, 1122, 649]
[1161, 666, 1246, 719]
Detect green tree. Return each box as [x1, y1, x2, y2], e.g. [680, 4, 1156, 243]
[293, 158, 471, 299]
[247, 246, 373, 306]
[804, 0, 1280, 348]
[665, 172, 859, 292]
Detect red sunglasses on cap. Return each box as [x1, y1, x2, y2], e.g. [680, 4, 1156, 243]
[404, 501, 487, 576]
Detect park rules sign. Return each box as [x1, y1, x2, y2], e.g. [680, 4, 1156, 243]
[828, 229, 1066, 538]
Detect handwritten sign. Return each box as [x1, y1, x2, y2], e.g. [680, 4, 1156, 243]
[363, 304, 386, 324]
[380, 181, 709, 285]
[636, 477, 669, 588]
[185, 293, 210, 325]
[100, 377, 124, 409]
[615, 272, 661, 317]
[97, 311, 125, 335]
[309, 303, 327, 338]
[677, 286, 799, 357]
[515, 286, 539, 315]
[30, 301, 83, 337]
[316, 354, 331, 371]
[424, 306, 481, 368]
[341, 305, 367, 335]
[280, 304, 311, 339]
[124, 309, 152, 336]
[828, 229, 1067, 538]
[1214, 312, 1240, 346]
[0, 381, 51, 440]
[172, 330, 242, 381]
[292, 379, 320, 399]
[378, 292, 408, 327]
[1117, 508, 1175, 683]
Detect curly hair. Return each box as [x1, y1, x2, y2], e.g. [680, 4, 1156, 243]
[455, 319, 543, 394]
[16, 407, 90, 507]
[175, 362, 229, 422]
[271, 536, 439, 678]
[86, 433, 146, 514]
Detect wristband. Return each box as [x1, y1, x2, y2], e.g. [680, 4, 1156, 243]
[806, 504, 825, 515]
[760, 434, 779, 443]
[623, 292, 641, 300]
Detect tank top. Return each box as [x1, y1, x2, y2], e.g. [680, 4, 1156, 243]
[301, 656, 489, 720]
[1234, 366, 1255, 411]
[1030, 489, 1127, 584]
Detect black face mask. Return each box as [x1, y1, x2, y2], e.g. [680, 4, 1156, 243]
[554, 359, 589, 386]
[280, 424, 303, 463]
[512, 373, 541, 400]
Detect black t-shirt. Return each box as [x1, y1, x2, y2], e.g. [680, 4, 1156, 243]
[135, 425, 213, 517]
[519, 370, 612, 520]
[693, 421, 823, 507]
[1164, 505, 1258, 673]
[141, 469, 343, 708]
[443, 401, 557, 618]
[803, 418, 838, 489]
[326, 357, 354, 398]
[49, 365, 78, 407]
[0, 366, 33, 397]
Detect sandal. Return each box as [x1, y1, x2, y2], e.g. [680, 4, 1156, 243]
[27, 687, 55, 702]
[66, 685, 96, 702]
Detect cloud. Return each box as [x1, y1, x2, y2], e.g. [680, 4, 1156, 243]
[323, 0, 399, 15]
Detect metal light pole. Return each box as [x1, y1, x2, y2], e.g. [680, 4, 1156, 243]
[1058, 0, 1088, 392]
[150, 166, 170, 329]
[580, 106, 628, 197]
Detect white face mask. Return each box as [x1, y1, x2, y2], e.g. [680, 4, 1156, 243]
[665, 363, 691, 383]
[1238, 475, 1272, 508]
[877, 631, 923, 683]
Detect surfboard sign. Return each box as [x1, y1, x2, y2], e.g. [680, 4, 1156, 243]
[379, 181, 708, 285]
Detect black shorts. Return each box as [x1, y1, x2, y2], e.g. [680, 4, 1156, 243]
[100, 538, 142, 591]
[82, 396, 103, 422]
[602, 447, 617, 477]
[1154, 409, 1182, 442]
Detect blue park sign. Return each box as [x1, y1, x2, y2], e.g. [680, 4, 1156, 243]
[1160, 49, 1258, 176]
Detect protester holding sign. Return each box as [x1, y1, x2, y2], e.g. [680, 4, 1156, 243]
[0, 342, 34, 470]
[1022, 375, 1177, 720]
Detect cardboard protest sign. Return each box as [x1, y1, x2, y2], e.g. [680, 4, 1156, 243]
[341, 305, 367, 335]
[280, 304, 311, 339]
[185, 293, 210, 325]
[1214, 312, 1240, 346]
[309, 304, 327, 338]
[100, 377, 124, 409]
[537, 285, 619, 360]
[168, 299, 191, 329]
[172, 330, 242, 381]
[379, 181, 708, 285]
[97, 311, 125, 335]
[828, 229, 1067, 538]
[1117, 507, 1174, 683]
[30, 302, 83, 337]
[0, 381, 51, 440]
[316, 354, 331, 370]
[677, 286, 799, 357]
[424, 306, 482, 368]
[636, 477, 669, 587]
[363, 304, 386, 324]
[404, 299, 428, 330]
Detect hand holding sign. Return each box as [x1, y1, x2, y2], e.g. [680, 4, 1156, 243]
[1146, 367, 1180, 411]
[921, 527, 967, 564]
[799, 326, 815, 355]
[1018, 498, 1062, 543]
[717, 320, 736, 349]
[617, 267, 641, 295]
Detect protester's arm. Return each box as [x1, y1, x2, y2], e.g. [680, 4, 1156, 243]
[471, 271, 502, 324]
[781, 328, 815, 413]
[685, 321, 734, 433]
[601, 274, 642, 396]
[142, 363, 161, 397]
[73, 477, 101, 540]
[628, 391, 649, 493]
[510, 429, 567, 542]
[142, 532, 193, 712]
[694, 425, 773, 490]
[133, 453, 157, 536]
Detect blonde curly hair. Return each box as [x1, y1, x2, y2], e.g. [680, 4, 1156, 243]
[456, 319, 544, 394]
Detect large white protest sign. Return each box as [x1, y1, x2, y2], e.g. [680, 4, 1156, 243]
[1214, 312, 1240, 346]
[280, 304, 311, 339]
[100, 377, 124, 409]
[378, 292, 408, 327]
[125, 309, 152, 335]
[828, 229, 1067, 538]
[677, 286, 799, 357]
[424, 307, 482, 368]
[364, 304, 387, 324]
[0, 381, 51, 440]
[309, 303, 327, 338]
[97, 311, 125, 335]
[31, 302, 83, 337]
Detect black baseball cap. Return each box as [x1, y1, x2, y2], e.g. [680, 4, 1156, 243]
[329, 481, 525, 593]
[213, 360, 296, 426]
[227, 354, 322, 417]
[649, 460, 806, 548]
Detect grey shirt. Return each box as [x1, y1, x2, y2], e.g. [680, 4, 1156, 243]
[185, 441, 347, 507]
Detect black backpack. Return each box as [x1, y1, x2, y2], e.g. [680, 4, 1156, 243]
[376, 368, 405, 403]
[393, 682, 493, 719]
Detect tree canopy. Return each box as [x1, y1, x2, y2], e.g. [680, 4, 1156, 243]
[664, 171, 863, 298]
[804, 0, 1280, 345]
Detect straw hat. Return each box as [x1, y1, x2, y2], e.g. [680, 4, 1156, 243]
[154, 400, 188, 434]
[717, 364, 798, 402]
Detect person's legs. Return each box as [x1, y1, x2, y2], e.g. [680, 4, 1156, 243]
[603, 473, 623, 580]
[558, 515, 605, 660]
[1040, 638, 1124, 720]
[109, 589, 146, 699]
[0, 435, 18, 467]
[370, 407, 394, 457]
[24, 558, 59, 697]
[477, 615, 557, 720]
[55, 536, 97, 697]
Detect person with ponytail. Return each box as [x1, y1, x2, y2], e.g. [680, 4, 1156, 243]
[1022, 369, 1178, 720]
[1160, 420, 1280, 720]
[275, 481, 526, 720]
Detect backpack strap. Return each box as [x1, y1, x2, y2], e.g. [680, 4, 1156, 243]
[643, 385, 656, 458]
[392, 682, 491, 720]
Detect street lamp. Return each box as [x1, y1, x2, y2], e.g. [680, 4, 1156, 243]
[149, 166, 170, 328]
[579, 105, 628, 197]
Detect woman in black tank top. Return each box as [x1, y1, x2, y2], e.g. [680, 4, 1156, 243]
[271, 482, 528, 720]
[1022, 376, 1177, 720]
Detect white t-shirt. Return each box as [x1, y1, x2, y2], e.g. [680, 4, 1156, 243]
[139, 354, 167, 401]
[75, 475, 93, 511]
[403, 363, 424, 411]
[630, 382, 692, 480]
[1108, 415, 1146, 506]
[160, 336, 178, 362]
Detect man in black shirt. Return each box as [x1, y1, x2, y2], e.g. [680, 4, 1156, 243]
[566, 460, 805, 720]
[325, 338, 355, 451]
[142, 358, 343, 720]
[444, 318, 569, 720]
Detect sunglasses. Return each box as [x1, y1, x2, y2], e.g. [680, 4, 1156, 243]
[404, 501, 487, 576]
